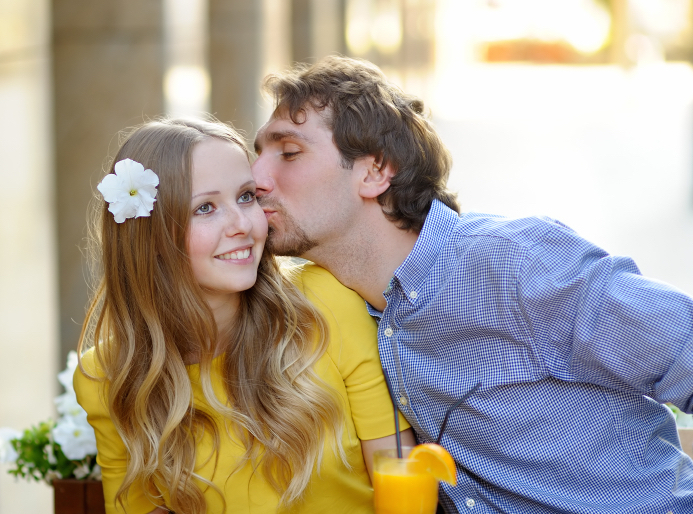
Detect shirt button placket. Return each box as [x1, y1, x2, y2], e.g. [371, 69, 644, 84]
[383, 325, 407, 407]
[465, 498, 475, 509]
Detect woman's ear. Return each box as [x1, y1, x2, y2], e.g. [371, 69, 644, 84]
[357, 157, 393, 199]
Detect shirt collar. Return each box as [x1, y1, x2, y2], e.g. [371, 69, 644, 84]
[392, 199, 460, 300]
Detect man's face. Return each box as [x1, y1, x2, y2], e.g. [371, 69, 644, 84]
[252, 106, 356, 258]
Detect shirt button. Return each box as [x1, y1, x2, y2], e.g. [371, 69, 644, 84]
[465, 498, 475, 508]
[409, 291, 418, 299]
[384, 327, 393, 337]
[399, 396, 408, 406]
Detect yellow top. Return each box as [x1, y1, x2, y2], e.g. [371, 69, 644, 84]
[74, 263, 409, 514]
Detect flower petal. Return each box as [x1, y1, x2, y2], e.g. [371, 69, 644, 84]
[108, 199, 139, 224]
[0, 427, 21, 464]
[97, 173, 128, 203]
[53, 416, 97, 460]
[130, 166, 159, 190]
[114, 158, 145, 181]
[57, 351, 78, 391]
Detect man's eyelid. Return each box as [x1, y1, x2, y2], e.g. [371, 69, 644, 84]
[282, 140, 302, 151]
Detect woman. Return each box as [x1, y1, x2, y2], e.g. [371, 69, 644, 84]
[74, 117, 414, 514]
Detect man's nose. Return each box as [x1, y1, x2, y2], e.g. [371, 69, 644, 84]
[251, 156, 274, 197]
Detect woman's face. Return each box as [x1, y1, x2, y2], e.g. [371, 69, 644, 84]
[186, 137, 268, 309]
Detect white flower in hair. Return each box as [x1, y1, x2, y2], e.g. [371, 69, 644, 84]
[97, 158, 159, 223]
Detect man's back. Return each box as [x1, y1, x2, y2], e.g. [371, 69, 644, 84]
[368, 199, 693, 513]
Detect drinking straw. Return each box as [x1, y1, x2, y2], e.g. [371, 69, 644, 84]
[381, 368, 403, 458]
[436, 382, 482, 445]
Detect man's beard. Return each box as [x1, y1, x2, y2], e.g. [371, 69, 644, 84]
[262, 200, 318, 257]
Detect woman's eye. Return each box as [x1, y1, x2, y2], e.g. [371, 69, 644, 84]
[195, 203, 214, 215]
[281, 151, 299, 161]
[238, 191, 256, 204]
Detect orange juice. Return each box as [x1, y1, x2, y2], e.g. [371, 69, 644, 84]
[373, 448, 439, 514]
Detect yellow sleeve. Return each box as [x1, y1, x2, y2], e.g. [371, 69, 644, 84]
[73, 349, 159, 514]
[288, 263, 410, 440]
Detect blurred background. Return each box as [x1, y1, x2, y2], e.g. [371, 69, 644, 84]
[1, 0, 692, 511]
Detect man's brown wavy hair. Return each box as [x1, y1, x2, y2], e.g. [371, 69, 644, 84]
[263, 55, 459, 233]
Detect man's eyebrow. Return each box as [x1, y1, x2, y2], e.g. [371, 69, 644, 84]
[254, 129, 314, 153]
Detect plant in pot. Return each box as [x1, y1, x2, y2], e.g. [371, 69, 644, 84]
[1, 352, 104, 514]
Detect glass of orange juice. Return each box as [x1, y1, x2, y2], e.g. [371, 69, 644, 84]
[373, 447, 440, 514]
[373, 443, 457, 514]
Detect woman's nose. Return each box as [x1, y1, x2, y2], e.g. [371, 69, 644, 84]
[224, 208, 253, 237]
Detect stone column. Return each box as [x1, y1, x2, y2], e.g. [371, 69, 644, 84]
[292, 0, 346, 64]
[0, 0, 56, 511]
[52, 0, 165, 362]
[208, 0, 265, 139]
[208, 0, 346, 140]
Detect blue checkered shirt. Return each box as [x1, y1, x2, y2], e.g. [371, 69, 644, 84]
[367, 199, 693, 514]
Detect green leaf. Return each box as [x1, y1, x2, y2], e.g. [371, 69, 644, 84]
[5, 419, 97, 484]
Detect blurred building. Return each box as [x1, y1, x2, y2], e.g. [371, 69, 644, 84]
[1, 1, 693, 512]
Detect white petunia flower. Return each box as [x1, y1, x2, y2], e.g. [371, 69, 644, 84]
[72, 462, 91, 479]
[55, 391, 85, 418]
[57, 350, 78, 393]
[55, 351, 88, 418]
[88, 463, 102, 481]
[45, 443, 57, 465]
[44, 469, 63, 485]
[52, 414, 97, 461]
[0, 427, 21, 464]
[97, 158, 159, 223]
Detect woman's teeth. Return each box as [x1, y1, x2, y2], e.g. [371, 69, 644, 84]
[217, 248, 250, 260]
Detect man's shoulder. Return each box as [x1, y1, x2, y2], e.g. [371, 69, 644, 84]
[455, 211, 574, 245]
[426, 200, 575, 252]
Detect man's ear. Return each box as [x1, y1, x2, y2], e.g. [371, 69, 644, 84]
[357, 156, 393, 199]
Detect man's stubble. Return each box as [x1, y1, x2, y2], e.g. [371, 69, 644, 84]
[260, 198, 318, 257]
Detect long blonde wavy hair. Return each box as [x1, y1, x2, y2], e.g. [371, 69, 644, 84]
[78, 118, 345, 513]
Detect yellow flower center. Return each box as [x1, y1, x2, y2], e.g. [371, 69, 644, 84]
[129, 190, 137, 196]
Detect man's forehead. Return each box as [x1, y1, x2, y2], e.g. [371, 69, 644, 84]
[255, 104, 331, 145]
[272, 103, 330, 127]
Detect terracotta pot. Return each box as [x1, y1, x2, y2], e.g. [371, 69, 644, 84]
[53, 479, 105, 514]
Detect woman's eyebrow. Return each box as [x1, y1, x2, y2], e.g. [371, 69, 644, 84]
[191, 190, 220, 199]
[191, 181, 255, 200]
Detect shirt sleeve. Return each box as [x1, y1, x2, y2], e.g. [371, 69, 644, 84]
[516, 219, 693, 411]
[73, 349, 159, 514]
[290, 263, 411, 439]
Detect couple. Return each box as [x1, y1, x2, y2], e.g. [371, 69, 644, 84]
[75, 55, 693, 514]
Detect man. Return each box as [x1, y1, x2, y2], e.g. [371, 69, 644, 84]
[252, 55, 693, 513]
